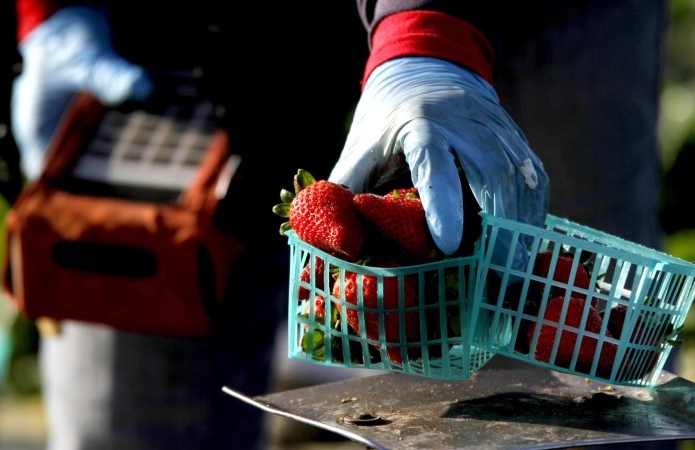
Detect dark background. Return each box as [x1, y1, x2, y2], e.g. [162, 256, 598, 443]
[0, 1, 22, 205]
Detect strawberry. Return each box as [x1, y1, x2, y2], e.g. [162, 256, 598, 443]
[604, 303, 649, 379]
[524, 251, 599, 357]
[604, 304, 633, 340]
[531, 250, 594, 306]
[290, 180, 363, 261]
[529, 296, 619, 377]
[299, 294, 334, 359]
[423, 267, 462, 359]
[302, 294, 327, 327]
[297, 256, 327, 301]
[604, 302, 682, 381]
[274, 169, 363, 261]
[353, 189, 440, 263]
[332, 266, 421, 364]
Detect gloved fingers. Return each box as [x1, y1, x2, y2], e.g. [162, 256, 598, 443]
[328, 56, 549, 261]
[441, 122, 548, 271]
[398, 118, 464, 256]
[397, 116, 549, 261]
[328, 99, 398, 192]
[328, 140, 384, 193]
[12, 50, 152, 175]
[86, 54, 153, 105]
[12, 6, 154, 179]
[18, 6, 153, 105]
[441, 120, 548, 227]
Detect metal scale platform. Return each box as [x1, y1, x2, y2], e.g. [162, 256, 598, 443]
[224, 361, 695, 449]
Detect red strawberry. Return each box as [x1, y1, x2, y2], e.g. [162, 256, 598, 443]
[423, 267, 462, 357]
[274, 169, 364, 261]
[299, 294, 333, 355]
[529, 296, 619, 377]
[353, 189, 439, 263]
[604, 303, 678, 381]
[290, 179, 363, 261]
[605, 304, 632, 340]
[332, 266, 421, 364]
[302, 294, 327, 328]
[531, 251, 594, 305]
[298, 257, 326, 301]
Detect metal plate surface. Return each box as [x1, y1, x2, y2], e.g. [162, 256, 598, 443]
[224, 364, 695, 449]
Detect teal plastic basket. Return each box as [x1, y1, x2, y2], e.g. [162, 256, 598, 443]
[285, 213, 695, 386]
[286, 230, 496, 379]
[472, 213, 695, 387]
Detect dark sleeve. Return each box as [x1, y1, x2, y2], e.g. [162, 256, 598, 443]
[356, 0, 496, 43]
[2, 2, 22, 204]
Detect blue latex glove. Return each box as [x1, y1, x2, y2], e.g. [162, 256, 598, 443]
[329, 57, 550, 260]
[11, 6, 153, 180]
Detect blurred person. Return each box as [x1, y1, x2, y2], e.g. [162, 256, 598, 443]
[8, 2, 671, 450]
[9, 1, 368, 450]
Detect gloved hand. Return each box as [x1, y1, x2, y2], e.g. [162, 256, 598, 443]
[329, 56, 550, 261]
[11, 6, 153, 180]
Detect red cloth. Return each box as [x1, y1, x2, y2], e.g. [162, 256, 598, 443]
[16, 0, 59, 42]
[363, 10, 495, 89]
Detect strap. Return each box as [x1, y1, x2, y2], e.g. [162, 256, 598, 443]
[37, 92, 106, 187]
[181, 128, 231, 215]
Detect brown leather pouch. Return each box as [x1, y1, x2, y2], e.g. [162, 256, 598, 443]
[3, 90, 242, 337]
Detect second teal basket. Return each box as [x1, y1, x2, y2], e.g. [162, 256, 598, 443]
[472, 214, 695, 387]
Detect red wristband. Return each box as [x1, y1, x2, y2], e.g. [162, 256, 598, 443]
[363, 10, 495, 89]
[16, 0, 59, 42]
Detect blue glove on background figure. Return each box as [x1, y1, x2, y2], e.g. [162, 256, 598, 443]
[11, 6, 153, 180]
[329, 56, 550, 258]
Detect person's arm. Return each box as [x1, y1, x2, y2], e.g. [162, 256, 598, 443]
[331, 1, 549, 264]
[12, 0, 152, 179]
